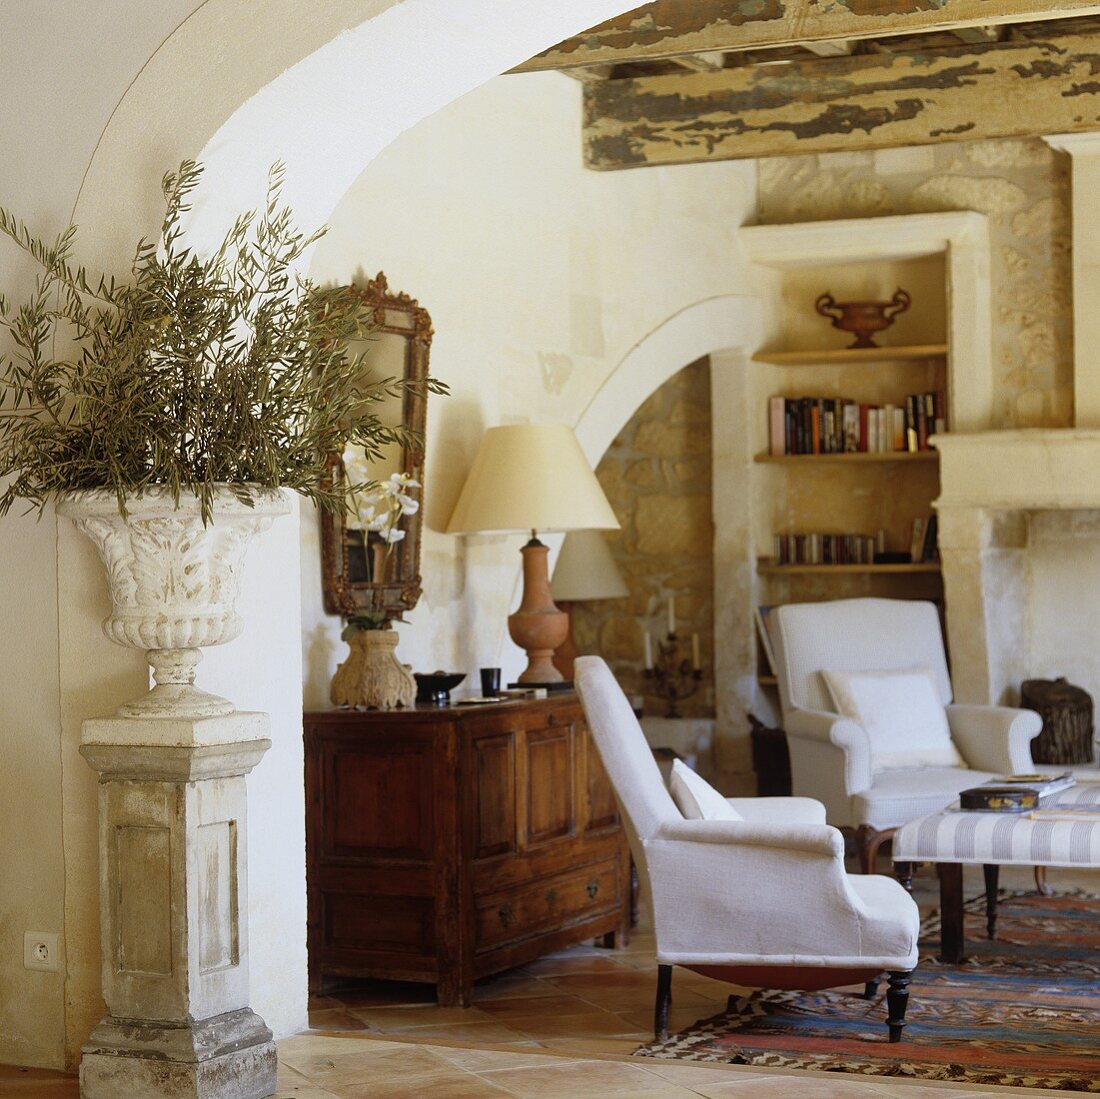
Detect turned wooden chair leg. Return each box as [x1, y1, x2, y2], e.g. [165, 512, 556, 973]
[857, 825, 897, 873]
[863, 977, 882, 1000]
[654, 964, 672, 1041]
[1034, 865, 1053, 896]
[886, 970, 911, 1043]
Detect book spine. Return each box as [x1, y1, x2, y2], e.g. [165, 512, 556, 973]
[916, 393, 929, 450]
[906, 394, 919, 452]
[769, 396, 786, 456]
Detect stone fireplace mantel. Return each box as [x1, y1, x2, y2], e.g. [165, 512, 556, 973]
[936, 429, 1100, 511]
[934, 429, 1100, 711]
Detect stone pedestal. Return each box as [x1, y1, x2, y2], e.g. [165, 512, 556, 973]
[78, 713, 277, 1099]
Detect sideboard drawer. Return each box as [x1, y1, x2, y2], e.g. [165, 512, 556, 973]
[475, 858, 621, 952]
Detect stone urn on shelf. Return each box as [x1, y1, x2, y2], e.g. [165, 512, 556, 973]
[57, 484, 292, 719]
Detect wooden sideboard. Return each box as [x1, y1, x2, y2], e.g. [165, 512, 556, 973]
[304, 694, 630, 1006]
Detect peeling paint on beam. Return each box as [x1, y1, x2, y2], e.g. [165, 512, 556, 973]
[514, 0, 1100, 72]
[582, 31, 1100, 167]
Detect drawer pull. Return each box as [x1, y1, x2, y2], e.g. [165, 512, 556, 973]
[498, 902, 516, 928]
[586, 879, 600, 899]
[545, 888, 559, 906]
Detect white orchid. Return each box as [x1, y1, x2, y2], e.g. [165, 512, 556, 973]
[342, 452, 422, 602]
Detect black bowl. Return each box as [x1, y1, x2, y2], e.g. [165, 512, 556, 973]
[414, 671, 466, 705]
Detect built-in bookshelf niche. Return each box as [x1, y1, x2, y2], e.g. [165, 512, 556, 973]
[738, 211, 995, 689]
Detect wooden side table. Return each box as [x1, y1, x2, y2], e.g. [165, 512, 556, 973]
[304, 694, 630, 1005]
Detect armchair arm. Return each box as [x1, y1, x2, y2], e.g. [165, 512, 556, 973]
[946, 704, 1041, 774]
[656, 817, 843, 858]
[785, 708, 873, 799]
[727, 797, 827, 826]
[643, 820, 906, 965]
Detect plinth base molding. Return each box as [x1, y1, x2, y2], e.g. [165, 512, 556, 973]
[79, 1008, 276, 1099]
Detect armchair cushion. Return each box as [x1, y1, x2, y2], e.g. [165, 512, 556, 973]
[669, 759, 743, 821]
[852, 766, 997, 831]
[822, 667, 965, 770]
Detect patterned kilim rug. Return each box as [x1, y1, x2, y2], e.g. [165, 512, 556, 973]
[634, 891, 1100, 1092]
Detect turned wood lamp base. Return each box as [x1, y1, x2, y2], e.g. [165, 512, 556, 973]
[509, 535, 569, 684]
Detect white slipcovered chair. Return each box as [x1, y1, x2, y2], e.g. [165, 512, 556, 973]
[575, 656, 919, 1043]
[769, 598, 1042, 871]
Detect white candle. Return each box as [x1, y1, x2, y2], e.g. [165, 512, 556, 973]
[667, 596, 675, 636]
[644, 632, 653, 669]
[692, 633, 700, 669]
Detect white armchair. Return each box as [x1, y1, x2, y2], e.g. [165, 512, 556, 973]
[575, 656, 919, 1043]
[769, 598, 1041, 871]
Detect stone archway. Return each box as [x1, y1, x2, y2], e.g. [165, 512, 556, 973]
[574, 294, 764, 793]
[55, 0, 644, 1063]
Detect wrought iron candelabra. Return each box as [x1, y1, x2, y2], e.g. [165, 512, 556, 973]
[644, 632, 702, 719]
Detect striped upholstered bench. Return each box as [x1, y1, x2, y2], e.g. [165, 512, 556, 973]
[893, 774, 1100, 962]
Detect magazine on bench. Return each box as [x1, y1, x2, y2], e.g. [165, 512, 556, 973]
[987, 772, 1076, 798]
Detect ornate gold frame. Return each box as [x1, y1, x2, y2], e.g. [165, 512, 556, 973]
[320, 273, 434, 618]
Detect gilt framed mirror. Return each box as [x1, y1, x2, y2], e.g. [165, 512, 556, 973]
[320, 273, 433, 619]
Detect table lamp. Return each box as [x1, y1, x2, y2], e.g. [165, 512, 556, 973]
[446, 423, 619, 684]
[550, 529, 629, 679]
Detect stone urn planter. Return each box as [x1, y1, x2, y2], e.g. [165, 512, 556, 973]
[57, 485, 291, 718]
[331, 627, 416, 709]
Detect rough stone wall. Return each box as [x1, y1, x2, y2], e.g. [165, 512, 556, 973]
[756, 139, 1073, 430]
[573, 358, 715, 720]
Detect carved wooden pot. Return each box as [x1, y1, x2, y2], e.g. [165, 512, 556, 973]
[331, 628, 416, 710]
[57, 485, 291, 718]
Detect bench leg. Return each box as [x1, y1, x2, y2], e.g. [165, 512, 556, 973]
[938, 862, 966, 964]
[983, 863, 999, 940]
[863, 977, 881, 1000]
[1034, 865, 1053, 896]
[894, 861, 914, 892]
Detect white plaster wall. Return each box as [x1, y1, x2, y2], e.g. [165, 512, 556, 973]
[304, 72, 759, 707]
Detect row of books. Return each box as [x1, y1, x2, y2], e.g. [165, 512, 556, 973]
[770, 516, 938, 567]
[768, 392, 947, 456]
[772, 532, 884, 566]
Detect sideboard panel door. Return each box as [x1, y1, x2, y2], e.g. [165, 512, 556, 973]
[325, 739, 435, 861]
[471, 733, 517, 859]
[525, 723, 576, 846]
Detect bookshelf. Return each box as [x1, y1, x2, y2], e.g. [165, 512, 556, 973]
[751, 307, 947, 689]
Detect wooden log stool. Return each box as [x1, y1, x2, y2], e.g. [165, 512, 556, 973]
[1021, 677, 1094, 765]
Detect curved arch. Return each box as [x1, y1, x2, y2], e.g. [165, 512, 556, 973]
[59, 0, 647, 1053]
[575, 294, 764, 464]
[73, 0, 636, 257]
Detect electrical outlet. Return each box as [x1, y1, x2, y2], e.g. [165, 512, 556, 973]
[23, 932, 59, 972]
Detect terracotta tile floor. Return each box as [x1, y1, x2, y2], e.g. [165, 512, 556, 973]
[5, 864, 1093, 1098]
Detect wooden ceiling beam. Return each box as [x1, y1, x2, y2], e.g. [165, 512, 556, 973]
[582, 29, 1100, 168]
[673, 50, 727, 73]
[513, 1, 1100, 73]
[801, 40, 853, 58]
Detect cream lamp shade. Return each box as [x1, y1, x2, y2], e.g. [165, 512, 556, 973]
[446, 423, 618, 685]
[551, 530, 629, 602]
[445, 424, 619, 535]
